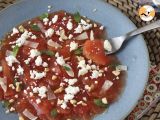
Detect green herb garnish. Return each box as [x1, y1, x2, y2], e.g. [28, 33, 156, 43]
[12, 45, 19, 57]
[108, 63, 120, 68]
[40, 50, 55, 56]
[63, 65, 71, 71]
[94, 99, 108, 108]
[39, 13, 49, 20]
[73, 12, 81, 23]
[2, 100, 10, 108]
[31, 24, 40, 31]
[74, 47, 83, 55]
[51, 108, 58, 118]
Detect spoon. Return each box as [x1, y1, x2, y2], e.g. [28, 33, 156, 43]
[106, 20, 160, 55]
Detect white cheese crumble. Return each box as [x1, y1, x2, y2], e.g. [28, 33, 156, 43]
[90, 30, 94, 40]
[112, 70, 120, 76]
[52, 15, 58, 24]
[43, 18, 49, 25]
[64, 78, 78, 85]
[36, 98, 41, 104]
[91, 70, 99, 79]
[104, 40, 112, 52]
[70, 41, 78, 51]
[0, 66, 3, 72]
[16, 31, 30, 47]
[11, 27, 19, 36]
[67, 20, 73, 30]
[102, 98, 108, 104]
[35, 56, 43, 66]
[29, 49, 40, 58]
[24, 58, 31, 64]
[17, 65, 24, 75]
[56, 56, 65, 66]
[45, 28, 54, 37]
[61, 102, 67, 109]
[68, 34, 73, 39]
[65, 86, 80, 95]
[5, 55, 19, 66]
[74, 24, 83, 33]
[30, 70, 46, 80]
[42, 62, 48, 67]
[31, 35, 37, 39]
[37, 86, 48, 98]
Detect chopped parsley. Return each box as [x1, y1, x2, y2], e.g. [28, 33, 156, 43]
[39, 13, 49, 20]
[94, 99, 108, 108]
[2, 100, 10, 108]
[40, 50, 55, 56]
[63, 65, 71, 71]
[73, 12, 81, 23]
[108, 63, 120, 68]
[12, 45, 19, 57]
[74, 47, 83, 55]
[31, 24, 40, 31]
[51, 108, 58, 118]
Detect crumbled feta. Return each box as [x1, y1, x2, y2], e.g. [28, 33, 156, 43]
[104, 40, 112, 52]
[56, 56, 65, 66]
[29, 49, 40, 58]
[112, 70, 120, 76]
[61, 102, 67, 109]
[5, 55, 19, 66]
[30, 70, 46, 80]
[16, 31, 30, 47]
[36, 98, 41, 104]
[90, 30, 94, 40]
[11, 27, 19, 36]
[24, 58, 31, 64]
[68, 34, 73, 39]
[64, 78, 78, 85]
[78, 68, 88, 76]
[35, 56, 43, 66]
[85, 85, 91, 92]
[91, 70, 99, 79]
[33, 87, 38, 93]
[102, 98, 108, 104]
[52, 15, 58, 24]
[43, 18, 49, 25]
[74, 24, 83, 33]
[31, 35, 37, 39]
[70, 41, 78, 51]
[42, 62, 48, 67]
[45, 28, 54, 37]
[17, 65, 24, 75]
[67, 20, 73, 30]
[65, 86, 80, 95]
[37, 86, 48, 98]
[64, 94, 74, 102]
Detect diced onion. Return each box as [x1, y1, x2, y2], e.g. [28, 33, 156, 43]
[64, 64, 74, 77]
[37, 22, 46, 33]
[47, 88, 56, 100]
[6, 50, 13, 56]
[101, 80, 113, 92]
[75, 32, 88, 40]
[116, 65, 127, 71]
[23, 109, 38, 120]
[24, 41, 39, 48]
[0, 77, 7, 92]
[47, 39, 62, 49]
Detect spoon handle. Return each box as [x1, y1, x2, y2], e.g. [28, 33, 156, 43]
[127, 20, 160, 38]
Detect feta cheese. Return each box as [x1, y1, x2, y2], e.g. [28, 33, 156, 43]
[102, 98, 108, 104]
[29, 49, 40, 58]
[56, 56, 65, 66]
[67, 20, 73, 30]
[31, 35, 37, 39]
[65, 86, 80, 95]
[42, 62, 48, 67]
[36, 98, 41, 104]
[11, 27, 19, 36]
[5, 55, 19, 66]
[64, 94, 74, 102]
[43, 18, 49, 25]
[91, 70, 99, 79]
[0, 66, 3, 72]
[70, 41, 78, 51]
[45, 28, 54, 37]
[16, 31, 30, 47]
[24, 58, 31, 64]
[35, 56, 43, 66]
[74, 24, 83, 33]
[112, 70, 120, 76]
[104, 40, 112, 52]
[90, 30, 94, 40]
[85, 85, 91, 92]
[61, 102, 67, 109]
[38, 86, 48, 98]
[17, 65, 24, 75]
[78, 68, 88, 76]
[30, 70, 46, 80]
[64, 78, 78, 85]
[52, 15, 58, 24]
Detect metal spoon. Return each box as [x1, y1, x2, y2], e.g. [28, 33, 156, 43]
[106, 20, 160, 55]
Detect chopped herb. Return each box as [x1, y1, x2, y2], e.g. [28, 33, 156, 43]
[63, 65, 71, 71]
[2, 100, 10, 108]
[51, 108, 58, 118]
[74, 12, 81, 23]
[12, 45, 19, 57]
[39, 13, 49, 20]
[31, 24, 40, 31]
[74, 47, 83, 55]
[94, 99, 108, 108]
[40, 50, 55, 56]
[108, 63, 120, 68]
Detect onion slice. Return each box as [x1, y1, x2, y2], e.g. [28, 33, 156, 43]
[101, 80, 113, 93]
[0, 77, 7, 92]
[63, 64, 74, 77]
[24, 41, 39, 48]
[75, 32, 88, 40]
[47, 87, 56, 100]
[37, 22, 46, 33]
[47, 39, 62, 49]
[23, 109, 38, 120]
